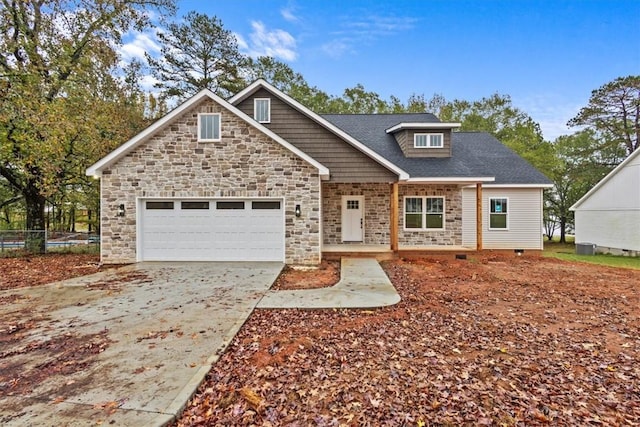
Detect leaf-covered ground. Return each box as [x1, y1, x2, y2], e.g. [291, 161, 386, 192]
[176, 255, 640, 426]
[0, 253, 117, 290]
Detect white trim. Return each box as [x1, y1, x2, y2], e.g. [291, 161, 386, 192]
[229, 79, 410, 180]
[403, 195, 446, 231]
[341, 195, 365, 242]
[197, 113, 221, 142]
[570, 148, 640, 211]
[86, 88, 330, 179]
[488, 196, 509, 230]
[462, 183, 552, 188]
[407, 177, 495, 184]
[254, 98, 271, 123]
[386, 122, 462, 133]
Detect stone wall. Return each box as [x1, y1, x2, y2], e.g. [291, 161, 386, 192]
[100, 98, 321, 265]
[397, 184, 463, 246]
[322, 183, 391, 245]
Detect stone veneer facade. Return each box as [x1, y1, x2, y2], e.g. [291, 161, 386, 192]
[100, 98, 321, 265]
[398, 184, 463, 246]
[322, 183, 391, 245]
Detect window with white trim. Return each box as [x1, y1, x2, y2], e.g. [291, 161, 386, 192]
[414, 133, 443, 148]
[198, 113, 221, 141]
[489, 197, 508, 229]
[254, 98, 271, 123]
[404, 196, 445, 230]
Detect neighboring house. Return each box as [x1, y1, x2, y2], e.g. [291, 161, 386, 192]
[86, 79, 552, 265]
[570, 149, 640, 255]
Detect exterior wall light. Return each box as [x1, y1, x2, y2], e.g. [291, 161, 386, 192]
[295, 204, 301, 217]
[117, 204, 125, 217]
[514, 249, 524, 256]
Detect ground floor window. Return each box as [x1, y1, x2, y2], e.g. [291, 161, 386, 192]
[489, 197, 508, 229]
[404, 196, 444, 230]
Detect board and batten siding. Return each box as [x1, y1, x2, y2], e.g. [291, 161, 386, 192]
[573, 152, 640, 252]
[235, 88, 398, 183]
[462, 187, 544, 249]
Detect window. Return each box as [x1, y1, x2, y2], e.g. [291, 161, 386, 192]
[146, 201, 174, 210]
[198, 113, 221, 141]
[216, 201, 244, 210]
[489, 198, 508, 229]
[404, 196, 444, 230]
[252, 201, 281, 210]
[414, 133, 444, 148]
[181, 201, 209, 210]
[254, 98, 271, 123]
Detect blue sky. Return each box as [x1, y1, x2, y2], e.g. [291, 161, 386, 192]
[123, 0, 639, 140]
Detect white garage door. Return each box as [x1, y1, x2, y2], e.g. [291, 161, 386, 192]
[140, 199, 284, 261]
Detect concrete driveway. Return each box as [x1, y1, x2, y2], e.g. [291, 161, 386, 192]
[0, 262, 282, 426]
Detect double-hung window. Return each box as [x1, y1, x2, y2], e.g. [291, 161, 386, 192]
[198, 113, 221, 141]
[489, 198, 508, 229]
[404, 196, 445, 230]
[414, 133, 443, 148]
[254, 98, 271, 123]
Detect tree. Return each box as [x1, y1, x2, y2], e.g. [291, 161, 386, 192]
[147, 11, 245, 101]
[0, 0, 174, 251]
[437, 94, 555, 178]
[569, 76, 640, 156]
[545, 129, 624, 242]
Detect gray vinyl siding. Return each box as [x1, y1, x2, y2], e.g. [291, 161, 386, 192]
[462, 187, 544, 249]
[393, 129, 452, 158]
[235, 88, 398, 182]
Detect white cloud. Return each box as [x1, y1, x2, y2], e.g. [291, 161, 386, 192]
[323, 14, 417, 58]
[241, 21, 297, 61]
[119, 30, 161, 63]
[281, 6, 299, 23]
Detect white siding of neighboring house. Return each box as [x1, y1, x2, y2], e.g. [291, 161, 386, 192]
[573, 153, 640, 252]
[462, 187, 544, 249]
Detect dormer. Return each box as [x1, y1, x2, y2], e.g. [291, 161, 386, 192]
[386, 122, 461, 158]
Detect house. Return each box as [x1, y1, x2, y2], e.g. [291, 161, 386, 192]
[86, 79, 552, 265]
[570, 148, 640, 256]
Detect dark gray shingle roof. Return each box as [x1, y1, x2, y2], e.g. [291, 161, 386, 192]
[322, 113, 552, 185]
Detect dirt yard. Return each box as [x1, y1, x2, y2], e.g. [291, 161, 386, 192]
[176, 254, 640, 426]
[1, 253, 638, 425]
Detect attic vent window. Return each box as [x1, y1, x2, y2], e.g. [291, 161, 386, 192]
[254, 98, 271, 123]
[414, 133, 443, 148]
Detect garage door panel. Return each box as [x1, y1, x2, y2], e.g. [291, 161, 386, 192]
[140, 199, 284, 261]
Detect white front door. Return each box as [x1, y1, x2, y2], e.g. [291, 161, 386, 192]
[341, 196, 364, 242]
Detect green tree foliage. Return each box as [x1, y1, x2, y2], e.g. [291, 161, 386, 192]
[569, 75, 640, 156]
[436, 94, 555, 178]
[545, 129, 624, 242]
[147, 11, 245, 101]
[0, 0, 175, 250]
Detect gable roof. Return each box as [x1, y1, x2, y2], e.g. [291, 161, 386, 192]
[86, 88, 330, 178]
[229, 79, 410, 180]
[323, 114, 553, 186]
[570, 147, 640, 211]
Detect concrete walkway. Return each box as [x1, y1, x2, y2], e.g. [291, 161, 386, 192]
[257, 258, 401, 309]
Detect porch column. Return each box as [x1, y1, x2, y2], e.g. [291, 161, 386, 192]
[476, 182, 483, 251]
[390, 182, 399, 251]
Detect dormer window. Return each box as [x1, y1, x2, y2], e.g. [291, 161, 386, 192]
[414, 133, 443, 148]
[254, 98, 271, 123]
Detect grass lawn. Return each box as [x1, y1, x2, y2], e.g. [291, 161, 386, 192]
[544, 240, 640, 270]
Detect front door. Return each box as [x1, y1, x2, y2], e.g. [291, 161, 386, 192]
[341, 196, 364, 242]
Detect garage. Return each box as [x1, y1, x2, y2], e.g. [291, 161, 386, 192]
[139, 199, 285, 261]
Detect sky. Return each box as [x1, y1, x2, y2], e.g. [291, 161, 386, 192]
[122, 0, 640, 141]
